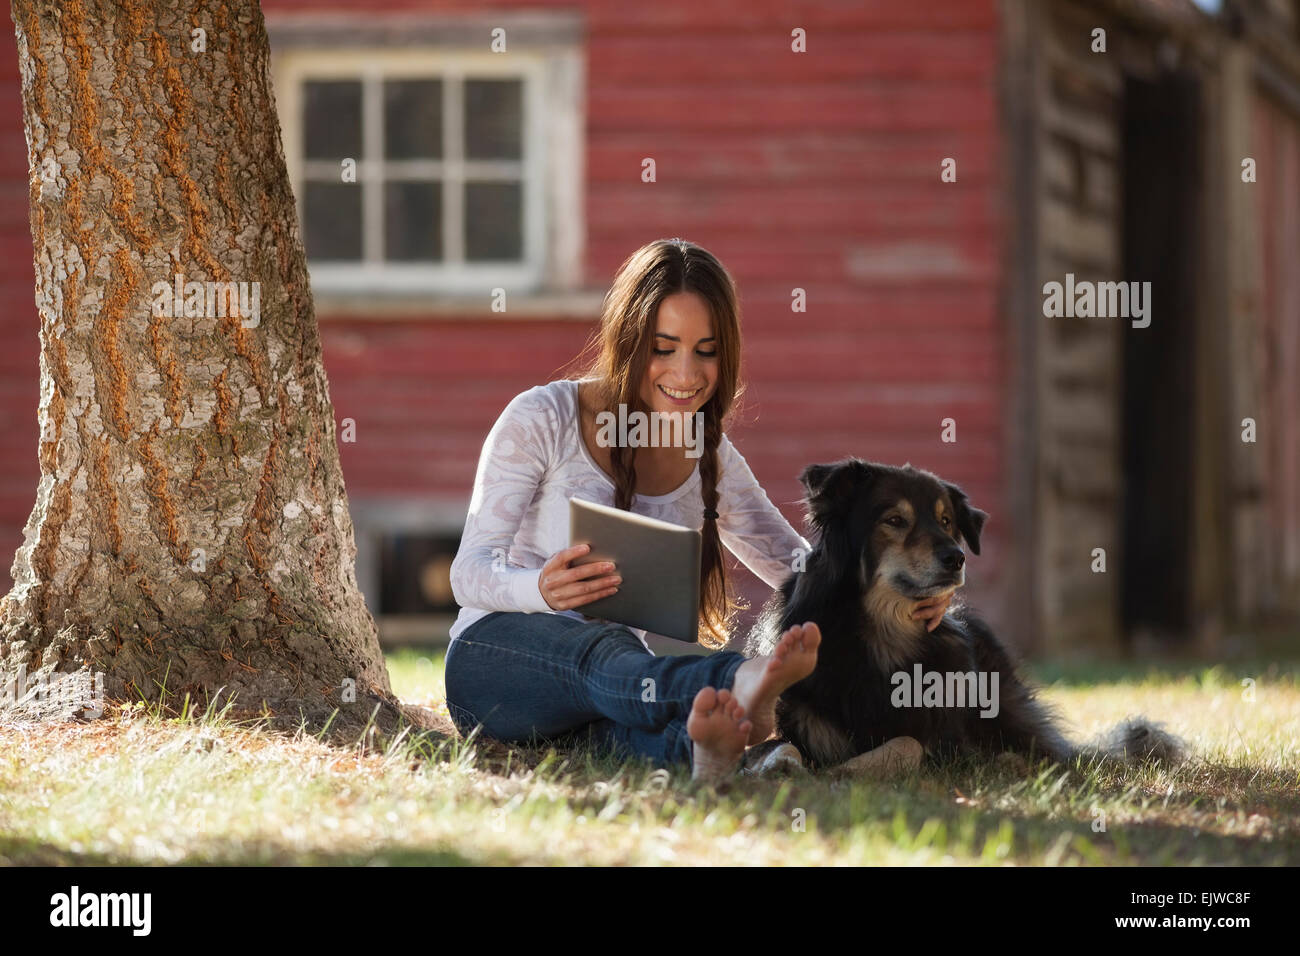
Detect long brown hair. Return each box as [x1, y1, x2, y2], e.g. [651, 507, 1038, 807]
[569, 238, 745, 648]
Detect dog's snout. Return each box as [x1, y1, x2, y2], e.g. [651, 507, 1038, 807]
[939, 547, 965, 572]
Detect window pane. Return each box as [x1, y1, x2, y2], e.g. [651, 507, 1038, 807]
[304, 80, 362, 159]
[465, 181, 522, 261]
[304, 182, 362, 260]
[379, 532, 462, 614]
[465, 79, 522, 159]
[384, 181, 442, 261]
[384, 79, 443, 159]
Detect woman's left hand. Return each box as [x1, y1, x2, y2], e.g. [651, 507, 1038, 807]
[911, 592, 953, 632]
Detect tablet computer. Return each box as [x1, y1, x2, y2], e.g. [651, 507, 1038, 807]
[568, 496, 701, 643]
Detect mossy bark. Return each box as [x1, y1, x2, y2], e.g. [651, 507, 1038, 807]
[0, 0, 420, 737]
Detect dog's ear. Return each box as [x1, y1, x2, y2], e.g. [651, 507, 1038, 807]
[799, 459, 876, 506]
[800, 460, 878, 582]
[798, 462, 837, 498]
[942, 481, 988, 555]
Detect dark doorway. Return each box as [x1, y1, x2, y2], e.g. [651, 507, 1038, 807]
[1119, 70, 1201, 642]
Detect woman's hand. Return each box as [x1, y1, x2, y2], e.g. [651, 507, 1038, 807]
[538, 544, 621, 611]
[911, 591, 953, 632]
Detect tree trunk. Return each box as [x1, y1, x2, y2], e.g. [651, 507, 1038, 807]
[0, 0, 417, 736]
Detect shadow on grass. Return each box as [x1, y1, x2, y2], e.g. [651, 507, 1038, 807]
[753, 758, 1300, 865]
[421, 727, 1300, 866]
[0, 834, 484, 867]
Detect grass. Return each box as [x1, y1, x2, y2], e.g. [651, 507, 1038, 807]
[0, 647, 1296, 866]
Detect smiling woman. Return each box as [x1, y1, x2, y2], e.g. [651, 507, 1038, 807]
[441, 238, 846, 784]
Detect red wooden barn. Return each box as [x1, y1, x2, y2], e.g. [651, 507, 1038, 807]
[1, 0, 1297, 655]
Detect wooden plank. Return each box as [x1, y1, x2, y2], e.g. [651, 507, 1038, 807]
[1039, 86, 1119, 157]
[1041, 197, 1118, 266]
[583, 0, 998, 32]
[587, 132, 1000, 184]
[587, 85, 996, 132]
[588, 33, 996, 84]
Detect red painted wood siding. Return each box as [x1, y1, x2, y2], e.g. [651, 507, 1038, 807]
[0, 1, 1006, 618]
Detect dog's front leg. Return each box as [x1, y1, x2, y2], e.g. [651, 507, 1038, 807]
[829, 736, 925, 779]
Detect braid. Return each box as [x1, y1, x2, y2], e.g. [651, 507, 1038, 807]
[610, 444, 637, 511]
[696, 407, 735, 648]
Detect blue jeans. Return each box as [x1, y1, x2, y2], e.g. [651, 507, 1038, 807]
[444, 611, 747, 769]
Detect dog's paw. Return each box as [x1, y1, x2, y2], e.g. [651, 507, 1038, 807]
[741, 741, 806, 777]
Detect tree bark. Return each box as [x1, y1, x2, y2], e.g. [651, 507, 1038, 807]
[0, 0, 416, 736]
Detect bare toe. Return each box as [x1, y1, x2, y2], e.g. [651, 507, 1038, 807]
[687, 686, 749, 784]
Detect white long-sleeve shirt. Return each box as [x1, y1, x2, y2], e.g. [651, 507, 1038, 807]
[448, 378, 812, 649]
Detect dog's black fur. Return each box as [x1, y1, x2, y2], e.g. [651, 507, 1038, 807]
[744, 459, 1183, 772]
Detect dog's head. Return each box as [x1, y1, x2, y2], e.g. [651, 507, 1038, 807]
[799, 459, 988, 637]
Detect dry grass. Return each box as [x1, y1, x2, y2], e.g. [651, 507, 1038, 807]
[0, 649, 1295, 866]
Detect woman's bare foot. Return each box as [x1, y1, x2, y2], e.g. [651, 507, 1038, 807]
[686, 687, 751, 785]
[731, 621, 821, 746]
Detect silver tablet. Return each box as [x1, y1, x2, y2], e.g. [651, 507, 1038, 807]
[568, 496, 701, 643]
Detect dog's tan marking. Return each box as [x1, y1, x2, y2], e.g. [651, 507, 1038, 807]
[863, 562, 927, 671]
[935, 498, 951, 525]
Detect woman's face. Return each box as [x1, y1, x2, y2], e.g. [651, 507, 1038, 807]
[638, 291, 719, 416]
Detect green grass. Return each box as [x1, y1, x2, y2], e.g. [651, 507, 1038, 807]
[0, 648, 1296, 866]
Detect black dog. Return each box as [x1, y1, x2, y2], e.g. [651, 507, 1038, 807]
[744, 459, 1182, 773]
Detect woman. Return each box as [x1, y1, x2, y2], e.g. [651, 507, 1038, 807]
[445, 239, 950, 782]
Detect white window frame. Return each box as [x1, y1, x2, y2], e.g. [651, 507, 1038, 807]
[278, 50, 545, 295]
[267, 12, 589, 312]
